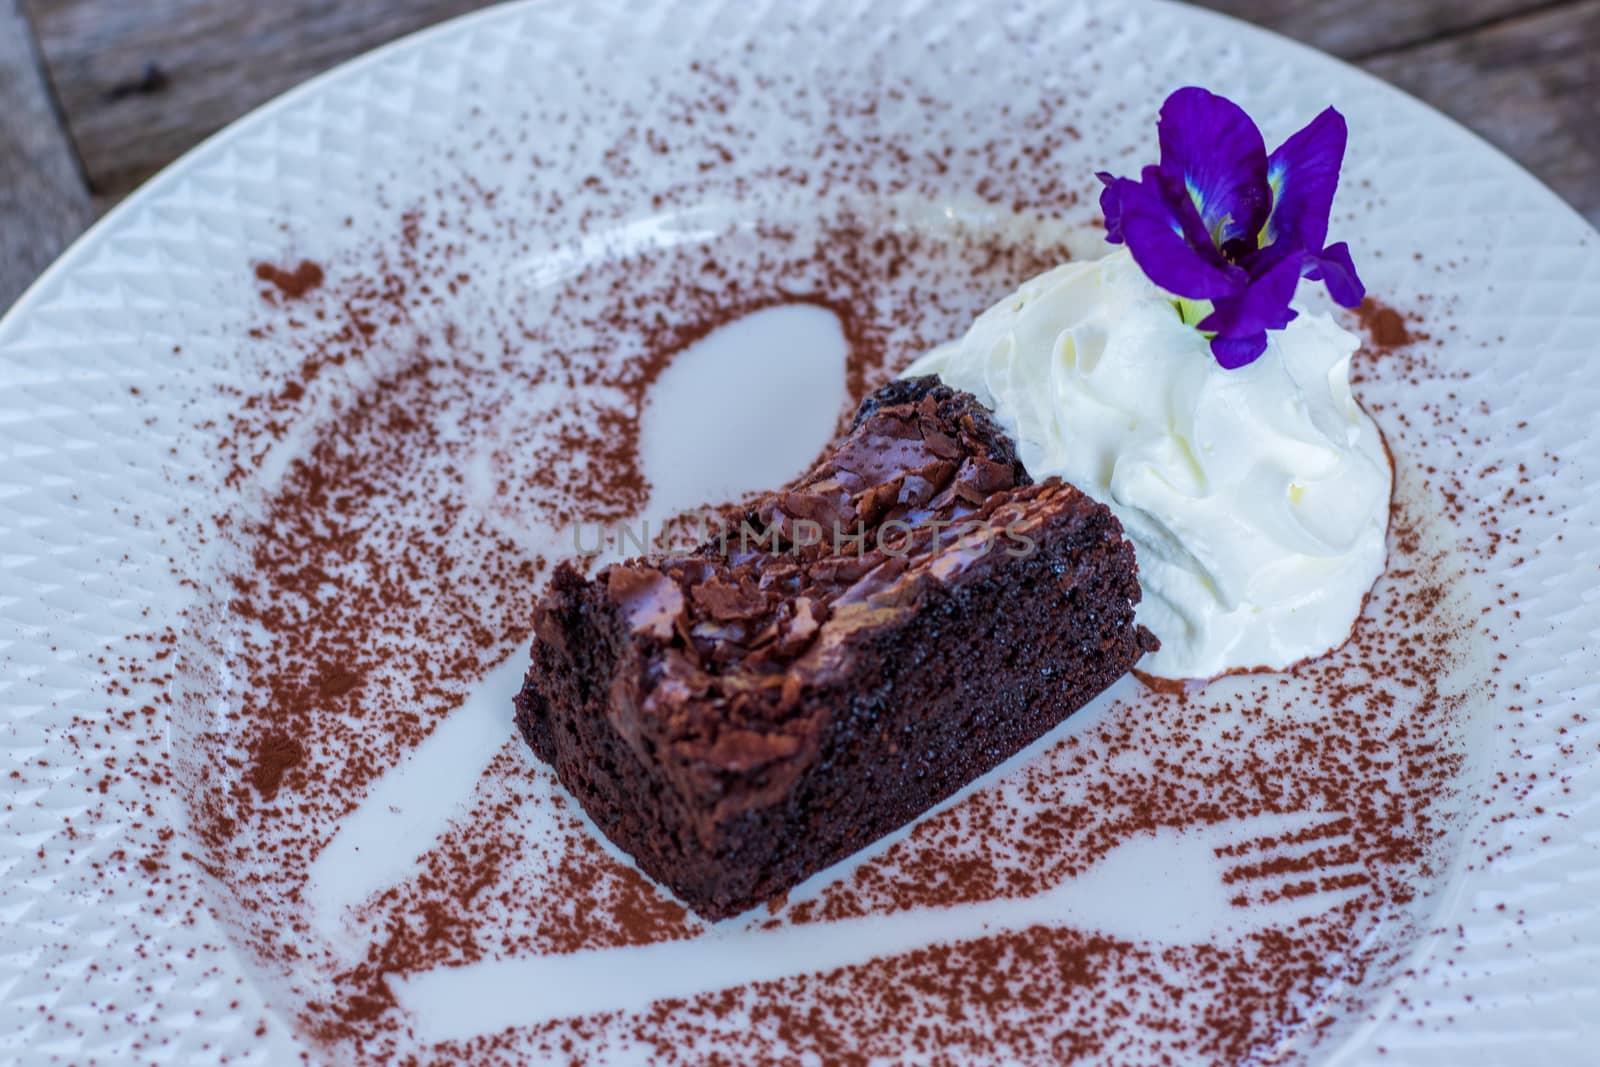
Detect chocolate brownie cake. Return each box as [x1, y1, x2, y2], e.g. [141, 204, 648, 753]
[515, 377, 1156, 919]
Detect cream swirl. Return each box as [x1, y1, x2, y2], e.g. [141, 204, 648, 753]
[904, 248, 1390, 680]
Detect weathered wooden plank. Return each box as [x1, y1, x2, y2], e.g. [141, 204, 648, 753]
[1200, 0, 1560, 59]
[23, 0, 498, 201]
[0, 0, 93, 314]
[1362, 0, 1600, 228]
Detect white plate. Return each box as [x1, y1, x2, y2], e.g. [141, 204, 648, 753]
[2, 0, 1598, 1063]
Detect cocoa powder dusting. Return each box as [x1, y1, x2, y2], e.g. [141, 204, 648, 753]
[187, 103, 1087, 1055]
[120, 58, 1555, 1067]
[254, 259, 326, 301]
[248, 733, 304, 801]
[1358, 295, 1413, 351]
[10, 23, 1587, 1063]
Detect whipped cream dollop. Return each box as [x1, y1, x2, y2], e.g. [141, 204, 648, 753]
[904, 248, 1391, 680]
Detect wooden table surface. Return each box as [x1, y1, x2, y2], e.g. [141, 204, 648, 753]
[3, 0, 1597, 312]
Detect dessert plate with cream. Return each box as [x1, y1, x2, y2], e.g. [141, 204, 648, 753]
[1, 1, 1596, 1064]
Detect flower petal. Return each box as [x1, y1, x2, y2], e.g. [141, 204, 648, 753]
[1198, 247, 1306, 362]
[1157, 87, 1271, 249]
[1264, 107, 1347, 250]
[1209, 332, 1269, 369]
[1305, 241, 1365, 308]
[1150, 167, 1231, 273]
[1099, 169, 1247, 300]
[1097, 171, 1131, 245]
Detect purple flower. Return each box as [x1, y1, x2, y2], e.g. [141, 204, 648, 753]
[1098, 87, 1366, 369]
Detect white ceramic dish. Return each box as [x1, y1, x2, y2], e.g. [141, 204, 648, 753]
[2, 1, 1597, 1063]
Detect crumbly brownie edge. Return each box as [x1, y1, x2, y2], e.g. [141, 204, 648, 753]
[850, 375, 1031, 488]
[516, 492, 1153, 919]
